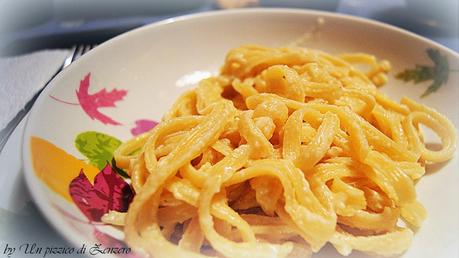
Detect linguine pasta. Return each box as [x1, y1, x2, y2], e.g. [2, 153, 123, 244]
[107, 45, 457, 258]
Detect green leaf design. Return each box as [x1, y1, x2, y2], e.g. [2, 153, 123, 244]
[396, 48, 449, 97]
[75, 131, 122, 170]
[396, 65, 434, 83]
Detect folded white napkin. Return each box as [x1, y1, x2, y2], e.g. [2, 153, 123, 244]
[0, 49, 71, 130]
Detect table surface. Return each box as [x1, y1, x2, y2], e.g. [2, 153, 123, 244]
[0, 0, 458, 254]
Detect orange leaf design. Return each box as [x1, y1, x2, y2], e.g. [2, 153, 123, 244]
[30, 136, 99, 201]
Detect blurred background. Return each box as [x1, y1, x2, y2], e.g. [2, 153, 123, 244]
[0, 0, 457, 254]
[0, 0, 458, 56]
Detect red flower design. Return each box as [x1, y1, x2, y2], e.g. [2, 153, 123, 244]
[69, 164, 133, 222]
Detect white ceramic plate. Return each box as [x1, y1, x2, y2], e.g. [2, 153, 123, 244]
[22, 9, 459, 258]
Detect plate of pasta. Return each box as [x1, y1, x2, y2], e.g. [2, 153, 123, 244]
[22, 8, 458, 258]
